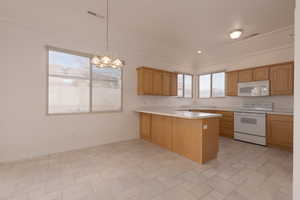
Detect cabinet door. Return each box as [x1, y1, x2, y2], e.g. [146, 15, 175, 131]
[151, 115, 172, 150]
[238, 69, 253, 82]
[267, 114, 293, 151]
[226, 71, 238, 96]
[253, 67, 269, 81]
[137, 68, 153, 95]
[152, 71, 163, 95]
[214, 111, 234, 138]
[170, 73, 178, 96]
[162, 72, 171, 96]
[140, 113, 152, 141]
[270, 63, 294, 95]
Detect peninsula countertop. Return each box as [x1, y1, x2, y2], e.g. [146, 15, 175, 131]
[135, 107, 223, 119]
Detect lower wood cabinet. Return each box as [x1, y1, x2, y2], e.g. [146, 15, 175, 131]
[139, 113, 152, 142]
[139, 113, 220, 164]
[215, 111, 234, 138]
[151, 115, 172, 150]
[267, 114, 293, 151]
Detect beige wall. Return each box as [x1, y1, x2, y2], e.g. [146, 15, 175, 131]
[0, 14, 193, 162]
[294, 0, 299, 199]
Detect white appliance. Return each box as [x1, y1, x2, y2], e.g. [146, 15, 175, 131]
[238, 80, 269, 97]
[234, 103, 273, 146]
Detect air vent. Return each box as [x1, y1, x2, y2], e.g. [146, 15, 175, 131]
[242, 33, 260, 40]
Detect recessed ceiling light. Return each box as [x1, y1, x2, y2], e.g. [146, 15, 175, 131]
[230, 29, 243, 40]
[197, 50, 203, 54]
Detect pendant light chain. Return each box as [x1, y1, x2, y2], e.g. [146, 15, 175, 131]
[106, 0, 109, 52]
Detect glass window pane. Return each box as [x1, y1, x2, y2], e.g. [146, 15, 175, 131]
[184, 74, 192, 98]
[49, 50, 90, 78]
[48, 50, 90, 114]
[177, 74, 183, 97]
[212, 72, 225, 97]
[199, 74, 211, 98]
[48, 77, 90, 113]
[92, 66, 122, 111]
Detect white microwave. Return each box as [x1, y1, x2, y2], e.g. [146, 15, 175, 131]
[238, 80, 269, 97]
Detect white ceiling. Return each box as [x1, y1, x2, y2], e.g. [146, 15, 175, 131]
[0, 0, 295, 67]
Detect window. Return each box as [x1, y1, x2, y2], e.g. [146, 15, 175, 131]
[48, 47, 122, 114]
[212, 72, 225, 97]
[198, 72, 225, 98]
[177, 73, 193, 98]
[199, 74, 211, 98]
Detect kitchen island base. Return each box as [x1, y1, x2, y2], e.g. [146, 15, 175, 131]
[139, 113, 220, 164]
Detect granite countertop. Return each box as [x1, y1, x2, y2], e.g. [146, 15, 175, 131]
[136, 106, 293, 117]
[135, 107, 223, 119]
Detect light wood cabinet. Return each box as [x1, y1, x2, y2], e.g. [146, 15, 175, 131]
[172, 118, 219, 163]
[215, 111, 234, 138]
[238, 69, 253, 82]
[170, 73, 178, 96]
[139, 113, 152, 142]
[267, 114, 293, 151]
[270, 62, 294, 95]
[137, 68, 153, 95]
[162, 72, 171, 96]
[226, 71, 238, 96]
[139, 113, 220, 164]
[253, 67, 269, 81]
[152, 71, 163, 95]
[137, 67, 178, 96]
[151, 115, 172, 150]
[226, 61, 293, 97]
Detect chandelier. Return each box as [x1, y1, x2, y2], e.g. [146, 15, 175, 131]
[91, 0, 125, 68]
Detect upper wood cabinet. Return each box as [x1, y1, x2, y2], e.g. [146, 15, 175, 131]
[226, 71, 238, 96]
[162, 72, 171, 96]
[270, 62, 294, 95]
[137, 68, 153, 95]
[267, 114, 293, 151]
[152, 70, 163, 95]
[170, 73, 178, 96]
[137, 67, 178, 96]
[238, 69, 253, 82]
[225, 61, 293, 96]
[253, 66, 269, 81]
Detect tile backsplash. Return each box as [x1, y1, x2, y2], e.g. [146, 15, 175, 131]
[193, 96, 294, 112]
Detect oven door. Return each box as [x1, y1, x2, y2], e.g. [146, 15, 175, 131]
[234, 112, 266, 136]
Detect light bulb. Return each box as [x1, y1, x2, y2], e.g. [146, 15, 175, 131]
[91, 56, 100, 65]
[100, 56, 112, 64]
[112, 58, 123, 67]
[230, 29, 243, 40]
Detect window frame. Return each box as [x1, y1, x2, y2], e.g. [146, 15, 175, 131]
[198, 71, 226, 99]
[177, 73, 194, 98]
[46, 46, 123, 115]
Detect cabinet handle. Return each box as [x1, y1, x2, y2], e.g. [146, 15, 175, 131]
[203, 124, 208, 130]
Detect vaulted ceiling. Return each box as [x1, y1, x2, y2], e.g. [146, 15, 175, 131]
[0, 0, 295, 67]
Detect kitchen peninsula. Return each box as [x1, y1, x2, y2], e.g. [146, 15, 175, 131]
[136, 108, 222, 164]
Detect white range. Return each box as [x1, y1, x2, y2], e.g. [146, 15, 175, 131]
[234, 103, 273, 146]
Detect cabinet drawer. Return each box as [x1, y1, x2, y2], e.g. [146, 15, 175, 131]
[268, 114, 293, 122]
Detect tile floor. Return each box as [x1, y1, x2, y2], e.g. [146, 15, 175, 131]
[0, 137, 293, 200]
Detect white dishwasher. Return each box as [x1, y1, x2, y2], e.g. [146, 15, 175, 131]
[234, 112, 266, 146]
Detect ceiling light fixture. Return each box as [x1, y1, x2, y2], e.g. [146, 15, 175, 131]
[197, 50, 203, 54]
[91, 0, 125, 68]
[230, 29, 243, 40]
